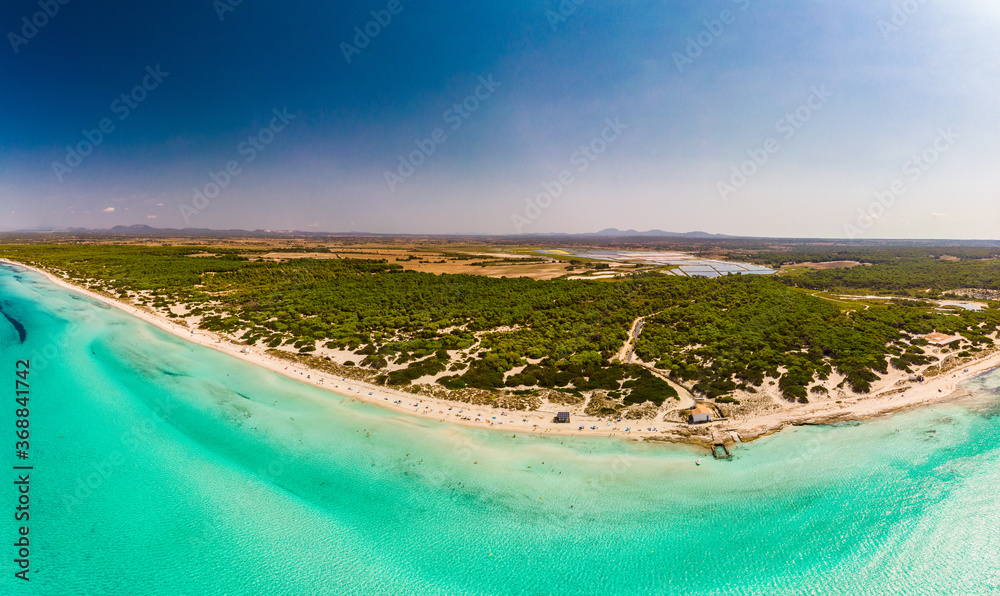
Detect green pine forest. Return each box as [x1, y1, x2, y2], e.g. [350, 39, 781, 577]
[4, 244, 999, 414]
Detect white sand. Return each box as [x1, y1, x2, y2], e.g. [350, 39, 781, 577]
[5, 257, 999, 445]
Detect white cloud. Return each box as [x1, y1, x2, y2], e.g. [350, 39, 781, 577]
[102, 207, 115, 213]
[930, 212, 949, 219]
[147, 215, 157, 219]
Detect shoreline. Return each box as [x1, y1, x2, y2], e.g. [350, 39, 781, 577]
[4, 257, 1000, 447]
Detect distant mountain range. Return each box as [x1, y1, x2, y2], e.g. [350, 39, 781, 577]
[6, 225, 735, 239]
[591, 228, 735, 238]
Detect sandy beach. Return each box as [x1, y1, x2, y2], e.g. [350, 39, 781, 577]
[5, 257, 999, 447]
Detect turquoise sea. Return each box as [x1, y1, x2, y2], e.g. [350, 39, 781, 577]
[2, 262, 999, 595]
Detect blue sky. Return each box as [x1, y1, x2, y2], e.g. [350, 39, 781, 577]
[1, 0, 998, 238]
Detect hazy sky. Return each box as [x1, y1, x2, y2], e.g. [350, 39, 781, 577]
[2, 0, 998, 238]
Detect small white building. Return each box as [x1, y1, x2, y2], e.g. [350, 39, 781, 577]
[689, 405, 713, 424]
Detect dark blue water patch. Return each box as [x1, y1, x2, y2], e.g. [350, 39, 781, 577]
[0, 263, 34, 285]
[0, 262, 24, 275]
[0, 302, 27, 343]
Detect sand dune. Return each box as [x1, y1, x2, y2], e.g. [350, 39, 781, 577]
[6, 257, 998, 448]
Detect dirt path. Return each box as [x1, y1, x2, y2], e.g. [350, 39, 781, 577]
[617, 311, 665, 363]
[616, 316, 645, 362]
[616, 313, 696, 409]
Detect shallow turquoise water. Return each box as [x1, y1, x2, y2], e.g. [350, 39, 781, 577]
[1, 262, 999, 595]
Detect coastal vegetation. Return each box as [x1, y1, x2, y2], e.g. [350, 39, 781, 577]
[3, 243, 999, 416]
[758, 247, 1000, 295]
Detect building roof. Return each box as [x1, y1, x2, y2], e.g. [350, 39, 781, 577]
[691, 405, 712, 417]
[556, 412, 570, 418]
[924, 332, 961, 345]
